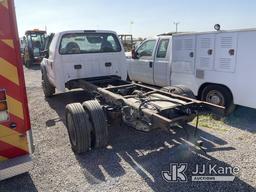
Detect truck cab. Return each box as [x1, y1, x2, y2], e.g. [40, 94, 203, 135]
[128, 35, 172, 87]
[41, 30, 127, 96]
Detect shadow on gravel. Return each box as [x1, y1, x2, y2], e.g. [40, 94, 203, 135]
[224, 106, 256, 133]
[0, 173, 37, 192]
[46, 90, 91, 123]
[46, 90, 255, 192]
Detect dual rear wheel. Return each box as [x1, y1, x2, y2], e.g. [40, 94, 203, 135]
[65, 100, 108, 154]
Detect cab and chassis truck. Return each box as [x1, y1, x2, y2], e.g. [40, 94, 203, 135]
[41, 30, 224, 154]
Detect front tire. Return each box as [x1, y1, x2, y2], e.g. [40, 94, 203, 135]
[161, 85, 196, 123]
[42, 71, 55, 97]
[201, 85, 235, 115]
[161, 85, 196, 99]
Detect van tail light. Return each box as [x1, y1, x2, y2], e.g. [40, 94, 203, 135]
[0, 89, 9, 122]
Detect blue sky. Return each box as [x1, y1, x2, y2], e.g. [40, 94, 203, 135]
[15, 0, 256, 38]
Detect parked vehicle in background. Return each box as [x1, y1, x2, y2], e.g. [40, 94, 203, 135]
[41, 30, 128, 95]
[128, 28, 256, 114]
[23, 29, 46, 67]
[19, 37, 26, 53]
[0, 0, 33, 181]
[119, 34, 134, 52]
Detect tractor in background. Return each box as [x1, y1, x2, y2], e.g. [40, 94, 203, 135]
[23, 29, 46, 67]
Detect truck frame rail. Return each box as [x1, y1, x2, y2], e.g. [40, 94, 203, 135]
[71, 76, 224, 131]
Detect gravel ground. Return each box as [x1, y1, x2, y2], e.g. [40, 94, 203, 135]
[0, 66, 255, 192]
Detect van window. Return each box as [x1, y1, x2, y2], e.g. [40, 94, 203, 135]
[157, 39, 169, 58]
[136, 40, 156, 57]
[59, 33, 121, 55]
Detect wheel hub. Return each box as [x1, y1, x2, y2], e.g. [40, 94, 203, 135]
[206, 90, 225, 106]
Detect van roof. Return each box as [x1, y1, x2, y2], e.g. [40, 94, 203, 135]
[157, 28, 256, 38]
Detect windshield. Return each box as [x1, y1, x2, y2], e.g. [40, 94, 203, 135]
[27, 33, 46, 49]
[59, 33, 122, 55]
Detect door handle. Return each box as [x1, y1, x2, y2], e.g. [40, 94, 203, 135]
[149, 61, 153, 68]
[74, 64, 82, 70]
[105, 62, 112, 67]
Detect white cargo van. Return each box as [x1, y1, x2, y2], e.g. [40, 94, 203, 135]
[128, 28, 256, 114]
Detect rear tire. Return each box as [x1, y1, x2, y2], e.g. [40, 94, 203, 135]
[201, 85, 235, 115]
[65, 103, 92, 154]
[161, 85, 196, 99]
[161, 85, 196, 123]
[82, 100, 108, 148]
[42, 71, 55, 97]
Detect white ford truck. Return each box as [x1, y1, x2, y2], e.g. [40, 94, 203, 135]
[40, 30, 224, 154]
[128, 28, 256, 114]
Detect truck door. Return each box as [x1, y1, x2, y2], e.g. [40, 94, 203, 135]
[129, 40, 157, 84]
[214, 32, 237, 73]
[153, 38, 171, 86]
[172, 35, 196, 74]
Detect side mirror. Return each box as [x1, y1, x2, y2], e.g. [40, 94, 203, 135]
[41, 49, 49, 58]
[131, 49, 138, 59]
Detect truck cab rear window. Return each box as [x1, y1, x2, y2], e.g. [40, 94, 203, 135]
[59, 33, 121, 55]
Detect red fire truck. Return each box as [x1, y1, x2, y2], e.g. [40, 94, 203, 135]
[0, 0, 33, 180]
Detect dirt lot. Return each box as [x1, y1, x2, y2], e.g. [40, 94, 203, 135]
[1, 66, 256, 192]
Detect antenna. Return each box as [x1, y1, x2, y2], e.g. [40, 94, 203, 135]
[173, 22, 180, 33]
